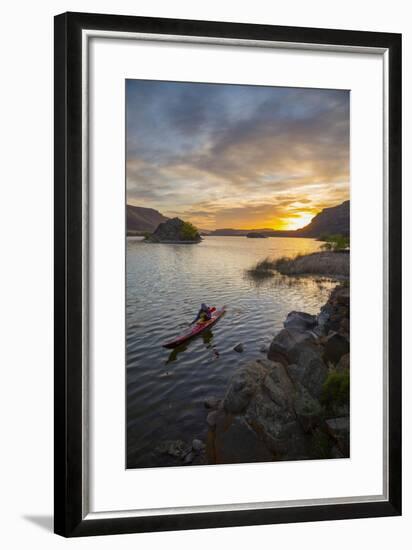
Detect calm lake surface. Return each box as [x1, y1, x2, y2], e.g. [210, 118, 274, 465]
[126, 236, 336, 468]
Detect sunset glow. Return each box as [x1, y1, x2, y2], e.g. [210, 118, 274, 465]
[126, 81, 349, 231]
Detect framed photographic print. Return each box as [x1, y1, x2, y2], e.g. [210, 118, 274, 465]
[54, 12, 402, 537]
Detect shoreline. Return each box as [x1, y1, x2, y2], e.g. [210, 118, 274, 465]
[154, 283, 350, 466]
[248, 251, 349, 281]
[203, 283, 350, 464]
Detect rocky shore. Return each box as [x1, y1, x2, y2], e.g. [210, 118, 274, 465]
[205, 284, 350, 464]
[154, 284, 349, 466]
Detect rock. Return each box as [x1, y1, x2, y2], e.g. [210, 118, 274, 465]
[336, 353, 350, 371]
[246, 232, 267, 238]
[192, 439, 206, 452]
[324, 332, 349, 365]
[223, 360, 268, 414]
[293, 384, 322, 432]
[233, 343, 244, 353]
[284, 311, 317, 331]
[157, 440, 191, 458]
[205, 284, 351, 464]
[206, 410, 218, 428]
[312, 324, 327, 338]
[146, 217, 201, 243]
[331, 445, 345, 459]
[214, 415, 274, 464]
[316, 285, 349, 335]
[267, 328, 315, 364]
[335, 287, 350, 307]
[325, 417, 349, 456]
[204, 396, 221, 409]
[339, 317, 350, 335]
[286, 347, 328, 400]
[325, 417, 349, 437]
[243, 362, 309, 459]
[262, 361, 296, 406]
[317, 309, 331, 327]
[191, 452, 208, 465]
[183, 451, 195, 464]
[259, 344, 268, 354]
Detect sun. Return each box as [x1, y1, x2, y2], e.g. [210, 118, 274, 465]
[284, 212, 315, 230]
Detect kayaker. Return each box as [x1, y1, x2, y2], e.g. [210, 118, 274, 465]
[192, 303, 215, 324]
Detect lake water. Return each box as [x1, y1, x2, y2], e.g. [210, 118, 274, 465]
[126, 236, 336, 468]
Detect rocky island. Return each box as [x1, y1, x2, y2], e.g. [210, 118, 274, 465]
[145, 217, 202, 244]
[246, 232, 267, 238]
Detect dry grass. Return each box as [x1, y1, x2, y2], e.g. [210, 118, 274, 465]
[246, 257, 277, 279]
[274, 251, 349, 278]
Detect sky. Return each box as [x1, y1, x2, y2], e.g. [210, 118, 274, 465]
[126, 80, 349, 231]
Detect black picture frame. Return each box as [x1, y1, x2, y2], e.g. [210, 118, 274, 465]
[54, 11, 402, 537]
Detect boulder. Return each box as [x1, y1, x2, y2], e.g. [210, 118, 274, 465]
[324, 332, 350, 365]
[286, 346, 328, 400]
[214, 415, 274, 464]
[293, 383, 323, 432]
[330, 445, 345, 459]
[325, 417, 350, 456]
[267, 328, 315, 364]
[192, 439, 206, 452]
[336, 353, 350, 371]
[243, 362, 310, 458]
[339, 317, 350, 336]
[317, 286, 349, 335]
[157, 439, 191, 458]
[183, 451, 195, 464]
[223, 360, 267, 414]
[335, 287, 350, 307]
[233, 343, 244, 353]
[191, 452, 208, 466]
[317, 308, 331, 328]
[206, 410, 219, 429]
[204, 396, 221, 410]
[284, 311, 317, 331]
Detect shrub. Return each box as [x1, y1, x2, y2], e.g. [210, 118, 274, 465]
[320, 234, 350, 252]
[180, 221, 199, 240]
[321, 369, 350, 409]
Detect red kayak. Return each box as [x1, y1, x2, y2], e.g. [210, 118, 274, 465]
[162, 307, 226, 349]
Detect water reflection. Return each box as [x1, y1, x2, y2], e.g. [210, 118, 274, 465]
[165, 327, 220, 364]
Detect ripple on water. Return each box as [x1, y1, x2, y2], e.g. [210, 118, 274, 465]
[126, 236, 336, 468]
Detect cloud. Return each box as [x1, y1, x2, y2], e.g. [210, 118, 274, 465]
[126, 80, 349, 229]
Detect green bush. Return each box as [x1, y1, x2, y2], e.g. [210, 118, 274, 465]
[180, 221, 199, 240]
[320, 234, 350, 251]
[321, 370, 350, 408]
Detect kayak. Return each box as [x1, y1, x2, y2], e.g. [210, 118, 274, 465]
[162, 307, 226, 349]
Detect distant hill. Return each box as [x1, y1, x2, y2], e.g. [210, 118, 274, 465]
[210, 228, 295, 237]
[127, 204, 168, 235]
[127, 200, 349, 238]
[209, 201, 349, 238]
[296, 200, 350, 237]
